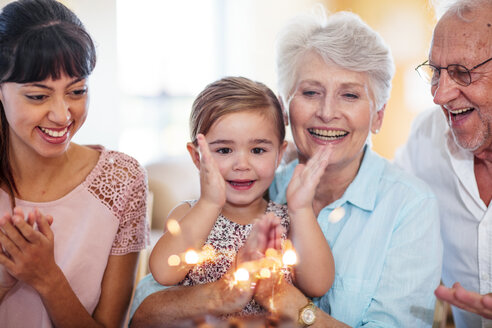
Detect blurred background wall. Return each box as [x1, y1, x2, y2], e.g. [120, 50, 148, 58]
[0, 0, 439, 163]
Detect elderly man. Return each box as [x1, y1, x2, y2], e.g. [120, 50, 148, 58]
[395, 0, 492, 326]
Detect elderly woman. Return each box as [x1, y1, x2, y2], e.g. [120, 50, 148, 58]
[130, 9, 442, 328]
[256, 9, 443, 327]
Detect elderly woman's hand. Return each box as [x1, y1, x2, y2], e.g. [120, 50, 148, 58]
[254, 271, 350, 328]
[205, 266, 256, 315]
[286, 145, 331, 217]
[254, 269, 307, 322]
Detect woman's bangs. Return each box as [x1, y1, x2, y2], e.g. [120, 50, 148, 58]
[5, 25, 95, 83]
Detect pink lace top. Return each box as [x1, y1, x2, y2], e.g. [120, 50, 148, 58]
[0, 145, 150, 328]
[178, 200, 290, 317]
[83, 146, 149, 254]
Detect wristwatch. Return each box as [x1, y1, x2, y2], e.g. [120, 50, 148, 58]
[298, 299, 316, 326]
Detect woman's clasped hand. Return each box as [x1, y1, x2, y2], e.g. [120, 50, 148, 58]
[0, 208, 55, 291]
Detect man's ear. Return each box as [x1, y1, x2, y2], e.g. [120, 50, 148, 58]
[186, 142, 201, 170]
[279, 96, 289, 126]
[371, 104, 386, 134]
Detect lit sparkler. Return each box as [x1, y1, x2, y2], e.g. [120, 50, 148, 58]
[164, 216, 304, 316]
[282, 249, 297, 266]
[234, 268, 250, 282]
[230, 239, 298, 285]
[185, 249, 199, 264]
[164, 216, 301, 314]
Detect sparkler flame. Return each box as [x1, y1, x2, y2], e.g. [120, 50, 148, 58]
[184, 250, 199, 264]
[182, 244, 217, 266]
[282, 249, 297, 266]
[234, 268, 250, 282]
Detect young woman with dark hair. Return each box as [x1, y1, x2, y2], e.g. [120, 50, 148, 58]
[0, 1, 149, 327]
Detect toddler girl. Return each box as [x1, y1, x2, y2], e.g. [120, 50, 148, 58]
[149, 76, 334, 316]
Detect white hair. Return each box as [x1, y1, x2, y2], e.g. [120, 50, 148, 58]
[275, 6, 395, 111]
[432, 0, 492, 19]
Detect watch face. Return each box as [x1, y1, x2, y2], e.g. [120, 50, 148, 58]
[301, 308, 316, 325]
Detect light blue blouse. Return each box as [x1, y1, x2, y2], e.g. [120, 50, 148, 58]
[270, 147, 442, 327]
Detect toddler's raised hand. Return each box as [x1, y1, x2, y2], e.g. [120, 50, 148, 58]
[237, 212, 285, 264]
[286, 146, 331, 216]
[196, 134, 226, 209]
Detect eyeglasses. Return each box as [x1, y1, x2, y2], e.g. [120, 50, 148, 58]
[415, 57, 492, 86]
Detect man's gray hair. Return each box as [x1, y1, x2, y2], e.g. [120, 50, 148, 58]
[275, 7, 395, 111]
[432, 0, 492, 19]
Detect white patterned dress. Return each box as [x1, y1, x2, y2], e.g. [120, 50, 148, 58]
[178, 200, 290, 316]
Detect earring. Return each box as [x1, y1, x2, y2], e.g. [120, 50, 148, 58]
[374, 129, 380, 134]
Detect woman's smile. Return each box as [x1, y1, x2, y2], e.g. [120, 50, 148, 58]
[37, 123, 73, 144]
[307, 128, 349, 141]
